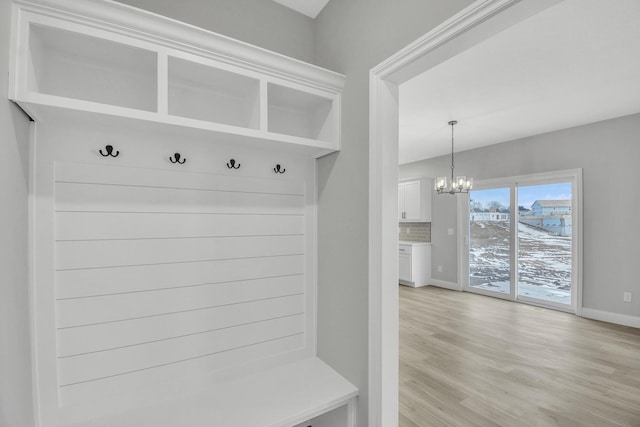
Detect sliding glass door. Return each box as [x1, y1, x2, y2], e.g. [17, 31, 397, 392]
[463, 171, 580, 312]
[517, 182, 572, 306]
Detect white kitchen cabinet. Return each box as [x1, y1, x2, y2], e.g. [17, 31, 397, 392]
[399, 242, 431, 287]
[398, 178, 432, 222]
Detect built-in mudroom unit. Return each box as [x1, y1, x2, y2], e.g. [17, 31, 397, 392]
[8, 0, 357, 425]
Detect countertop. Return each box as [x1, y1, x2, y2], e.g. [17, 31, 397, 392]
[399, 241, 431, 246]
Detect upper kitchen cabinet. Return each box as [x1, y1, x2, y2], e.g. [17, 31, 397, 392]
[8, 0, 344, 158]
[399, 178, 432, 222]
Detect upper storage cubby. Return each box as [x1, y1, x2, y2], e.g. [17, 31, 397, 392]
[9, 0, 345, 157]
[27, 24, 157, 112]
[168, 57, 260, 129]
[268, 83, 335, 142]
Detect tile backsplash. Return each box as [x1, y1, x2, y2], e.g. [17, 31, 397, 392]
[398, 222, 431, 242]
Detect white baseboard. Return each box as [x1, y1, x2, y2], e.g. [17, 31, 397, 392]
[580, 308, 640, 329]
[428, 279, 461, 291]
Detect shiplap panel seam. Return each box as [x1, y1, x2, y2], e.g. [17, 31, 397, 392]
[56, 272, 304, 300]
[57, 292, 305, 329]
[59, 315, 305, 386]
[56, 294, 306, 356]
[56, 212, 305, 240]
[56, 255, 306, 299]
[58, 336, 306, 407]
[55, 163, 306, 195]
[55, 180, 305, 197]
[55, 234, 305, 240]
[56, 211, 304, 216]
[59, 312, 305, 359]
[56, 253, 305, 271]
[56, 233, 303, 242]
[59, 332, 305, 388]
[55, 182, 305, 215]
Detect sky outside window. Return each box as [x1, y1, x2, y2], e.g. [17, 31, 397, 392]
[471, 182, 571, 210]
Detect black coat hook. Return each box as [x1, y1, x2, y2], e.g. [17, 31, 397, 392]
[99, 145, 119, 157]
[169, 153, 186, 164]
[226, 159, 241, 169]
[274, 164, 286, 174]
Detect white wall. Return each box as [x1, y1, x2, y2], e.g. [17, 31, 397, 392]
[314, 1, 474, 425]
[400, 113, 640, 318]
[29, 118, 317, 424]
[115, 0, 315, 64]
[0, 0, 35, 425]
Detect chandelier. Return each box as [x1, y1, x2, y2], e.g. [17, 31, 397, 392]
[435, 120, 473, 195]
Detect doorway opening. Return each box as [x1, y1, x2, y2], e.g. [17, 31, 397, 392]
[368, 1, 571, 425]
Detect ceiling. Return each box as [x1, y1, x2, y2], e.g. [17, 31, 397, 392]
[272, 0, 330, 19]
[398, 0, 640, 164]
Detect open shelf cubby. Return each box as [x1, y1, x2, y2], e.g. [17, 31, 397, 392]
[27, 24, 158, 112]
[268, 83, 335, 142]
[168, 57, 260, 129]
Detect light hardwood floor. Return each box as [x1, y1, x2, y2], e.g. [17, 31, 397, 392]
[399, 286, 640, 427]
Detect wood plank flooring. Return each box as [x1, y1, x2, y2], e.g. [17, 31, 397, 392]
[399, 286, 640, 427]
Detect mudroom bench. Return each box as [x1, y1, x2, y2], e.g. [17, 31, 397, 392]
[63, 358, 357, 427]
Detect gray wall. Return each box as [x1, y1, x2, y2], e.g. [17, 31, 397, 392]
[116, 0, 315, 63]
[0, 0, 35, 425]
[314, 1, 474, 425]
[400, 113, 640, 317]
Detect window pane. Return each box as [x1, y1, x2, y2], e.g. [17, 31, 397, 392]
[469, 188, 511, 294]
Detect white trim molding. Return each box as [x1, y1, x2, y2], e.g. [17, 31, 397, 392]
[580, 308, 640, 329]
[368, 1, 565, 425]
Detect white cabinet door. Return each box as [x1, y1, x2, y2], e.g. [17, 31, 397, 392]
[399, 253, 412, 282]
[402, 180, 422, 221]
[399, 179, 431, 222]
[399, 244, 430, 287]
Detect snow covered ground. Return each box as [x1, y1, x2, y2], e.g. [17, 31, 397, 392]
[469, 221, 571, 304]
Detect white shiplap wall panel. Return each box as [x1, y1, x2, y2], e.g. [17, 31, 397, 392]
[55, 162, 305, 196]
[56, 212, 305, 240]
[56, 274, 304, 327]
[58, 314, 305, 386]
[56, 181, 304, 215]
[53, 162, 308, 406]
[57, 294, 305, 357]
[59, 334, 305, 407]
[56, 255, 304, 299]
[56, 235, 304, 270]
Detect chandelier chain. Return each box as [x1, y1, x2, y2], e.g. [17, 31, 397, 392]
[450, 121, 455, 185]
